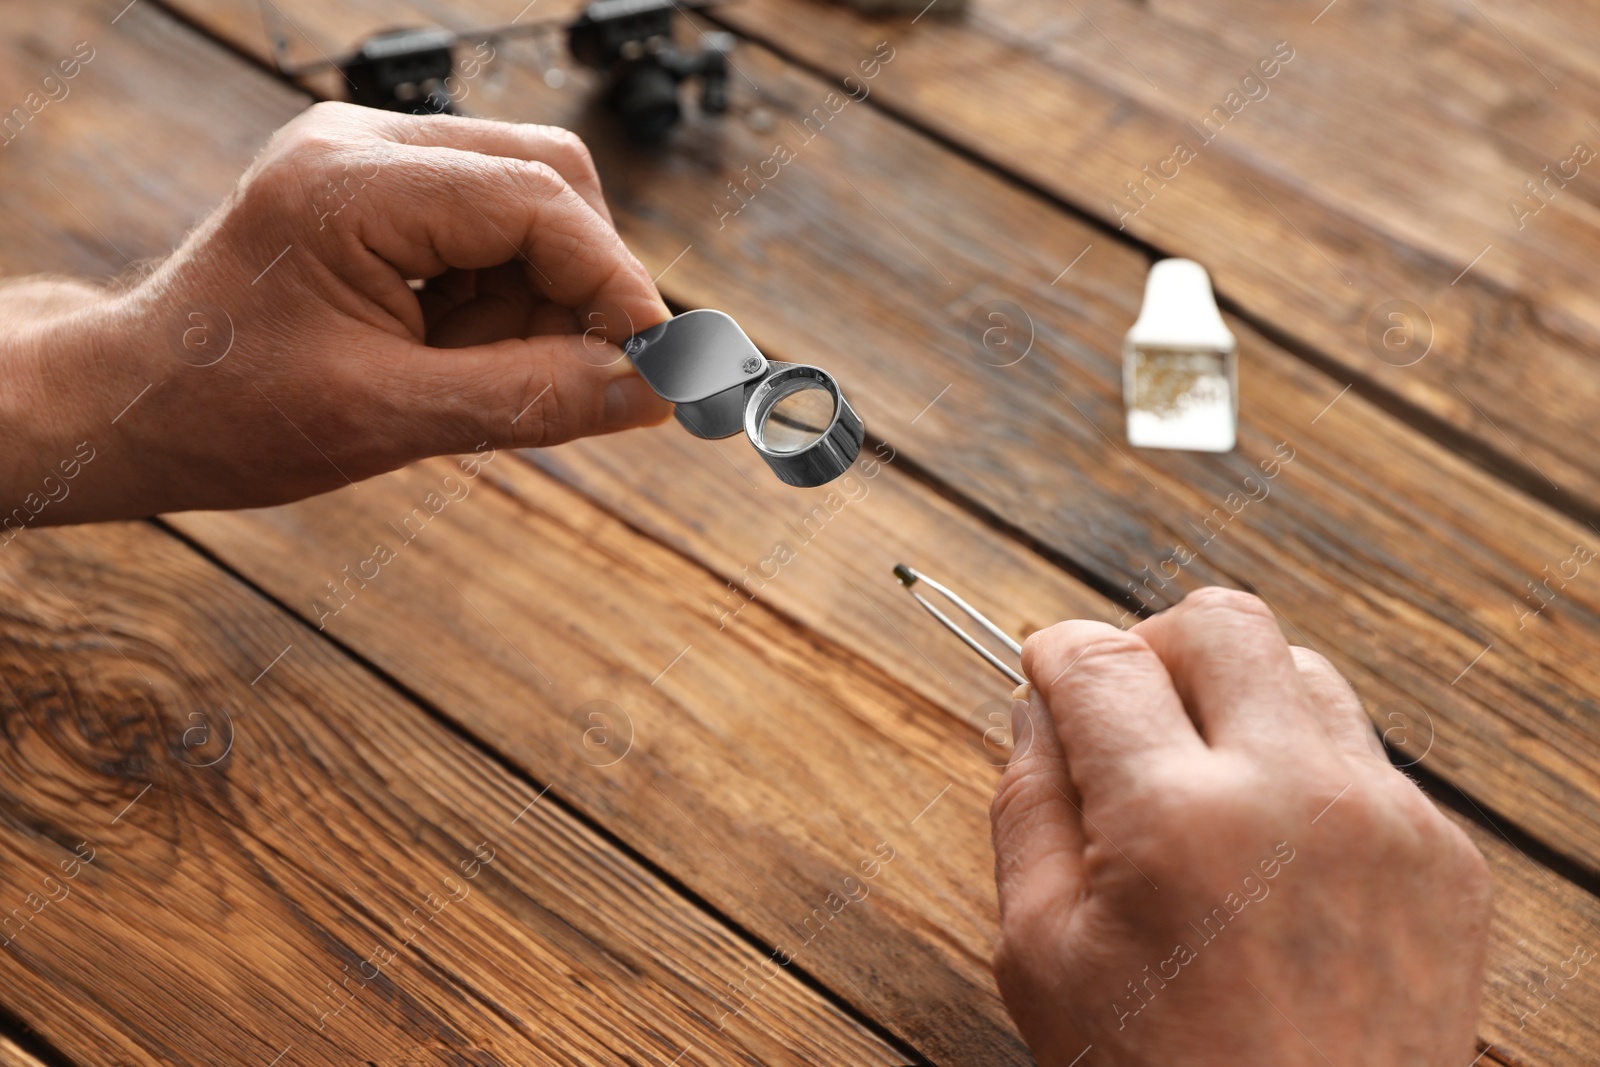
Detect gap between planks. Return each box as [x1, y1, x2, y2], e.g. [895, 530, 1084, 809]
[113, 0, 1600, 946]
[43, 4, 1600, 1062]
[145, 0, 1599, 600]
[0, 1004, 74, 1067]
[506, 441, 1600, 913]
[700, 8, 1600, 538]
[131, 0, 1600, 883]
[151, 513, 934, 1067]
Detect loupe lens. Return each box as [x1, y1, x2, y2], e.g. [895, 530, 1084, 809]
[744, 365, 863, 488]
[622, 309, 864, 488]
[757, 379, 837, 453]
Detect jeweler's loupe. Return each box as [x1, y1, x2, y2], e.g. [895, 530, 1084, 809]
[624, 310, 864, 487]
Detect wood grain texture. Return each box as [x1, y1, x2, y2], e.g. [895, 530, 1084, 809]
[4, 0, 1600, 1064]
[0, 0, 305, 282]
[0, 1034, 49, 1067]
[131, 0, 1600, 880]
[168, 453, 1600, 1066]
[711, 0, 1600, 508]
[0, 518, 905, 1067]
[170, 457, 1034, 1065]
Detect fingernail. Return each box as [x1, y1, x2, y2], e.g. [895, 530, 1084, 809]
[603, 375, 672, 432]
[1008, 696, 1032, 764]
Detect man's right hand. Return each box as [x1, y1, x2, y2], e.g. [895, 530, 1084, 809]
[990, 587, 1492, 1065]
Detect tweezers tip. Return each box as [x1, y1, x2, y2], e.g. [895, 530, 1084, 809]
[892, 563, 918, 587]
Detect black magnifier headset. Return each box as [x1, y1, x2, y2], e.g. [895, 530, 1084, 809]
[624, 310, 865, 487]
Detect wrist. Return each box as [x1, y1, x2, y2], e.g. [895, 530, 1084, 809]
[0, 281, 156, 528]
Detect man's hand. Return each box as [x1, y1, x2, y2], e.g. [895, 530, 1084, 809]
[991, 587, 1492, 1066]
[0, 102, 671, 522]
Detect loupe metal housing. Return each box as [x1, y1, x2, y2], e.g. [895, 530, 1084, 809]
[624, 310, 864, 487]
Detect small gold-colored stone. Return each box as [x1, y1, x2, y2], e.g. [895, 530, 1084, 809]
[1130, 348, 1230, 419]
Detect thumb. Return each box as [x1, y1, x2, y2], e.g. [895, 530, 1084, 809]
[380, 333, 673, 456]
[990, 686, 1087, 927]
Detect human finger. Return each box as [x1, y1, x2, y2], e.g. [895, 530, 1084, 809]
[369, 112, 615, 225]
[369, 329, 671, 457]
[1021, 620, 1204, 795]
[345, 143, 667, 340]
[991, 686, 1087, 925]
[1134, 587, 1321, 751]
[424, 262, 535, 348]
[1290, 646, 1386, 763]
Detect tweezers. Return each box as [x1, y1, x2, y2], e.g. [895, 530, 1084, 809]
[893, 563, 1025, 686]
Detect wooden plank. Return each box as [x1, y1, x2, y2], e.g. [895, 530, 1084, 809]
[0, 0, 306, 281]
[0, 1034, 49, 1067]
[710, 0, 1600, 508]
[171, 457, 1034, 1065]
[0, 518, 904, 1067]
[134, 0, 1600, 880]
[9, 4, 1600, 1062]
[169, 451, 1600, 1066]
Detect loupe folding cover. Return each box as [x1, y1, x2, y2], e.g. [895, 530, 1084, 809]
[624, 309, 864, 487]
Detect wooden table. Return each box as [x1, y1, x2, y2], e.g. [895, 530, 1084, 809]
[4, 0, 1600, 1062]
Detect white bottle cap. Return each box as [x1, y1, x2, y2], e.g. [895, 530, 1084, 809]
[1122, 259, 1238, 453]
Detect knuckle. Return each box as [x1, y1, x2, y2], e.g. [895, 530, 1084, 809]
[1022, 621, 1152, 688]
[301, 99, 364, 128]
[275, 103, 359, 159]
[1331, 787, 1390, 843]
[1289, 645, 1358, 699]
[1451, 817, 1487, 867]
[1409, 798, 1468, 858]
[508, 366, 563, 449]
[517, 159, 569, 201]
[989, 759, 1054, 837]
[1072, 631, 1158, 667]
[1454, 831, 1493, 903]
[252, 105, 378, 218]
[1176, 585, 1274, 622]
[1058, 636, 1155, 690]
[1288, 645, 1337, 677]
[1329, 774, 1446, 859]
[541, 125, 595, 167]
[1140, 762, 1252, 829]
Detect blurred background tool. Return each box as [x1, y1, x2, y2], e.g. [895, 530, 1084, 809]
[262, 0, 731, 139]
